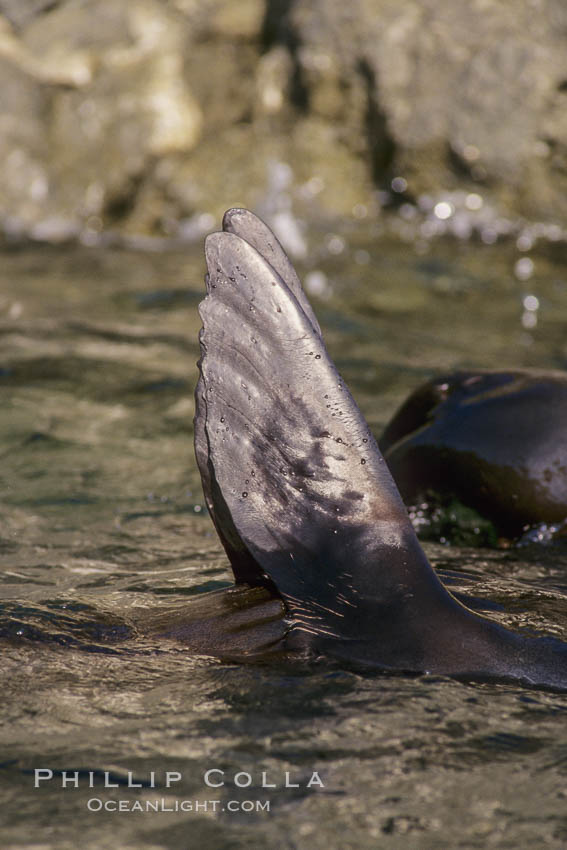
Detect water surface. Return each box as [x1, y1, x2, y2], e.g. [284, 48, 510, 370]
[1, 230, 567, 848]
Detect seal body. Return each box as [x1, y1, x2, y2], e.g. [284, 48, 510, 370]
[380, 370, 567, 535]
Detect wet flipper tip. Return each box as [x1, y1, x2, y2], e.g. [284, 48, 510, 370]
[220, 207, 322, 336]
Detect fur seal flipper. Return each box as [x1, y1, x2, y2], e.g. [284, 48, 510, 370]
[195, 209, 567, 689]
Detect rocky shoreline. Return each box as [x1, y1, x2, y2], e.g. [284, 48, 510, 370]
[1, 0, 566, 243]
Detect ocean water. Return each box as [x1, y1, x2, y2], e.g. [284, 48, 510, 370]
[1, 227, 567, 848]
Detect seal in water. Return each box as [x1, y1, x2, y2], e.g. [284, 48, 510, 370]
[193, 208, 567, 689]
[380, 370, 567, 536]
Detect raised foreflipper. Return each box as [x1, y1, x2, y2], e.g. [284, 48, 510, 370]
[194, 209, 567, 689]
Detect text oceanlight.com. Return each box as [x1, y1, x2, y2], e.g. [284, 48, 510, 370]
[86, 798, 271, 813]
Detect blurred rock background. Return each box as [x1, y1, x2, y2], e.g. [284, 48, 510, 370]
[0, 0, 566, 243]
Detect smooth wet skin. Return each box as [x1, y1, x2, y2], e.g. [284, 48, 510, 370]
[193, 208, 567, 690]
[380, 370, 567, 535]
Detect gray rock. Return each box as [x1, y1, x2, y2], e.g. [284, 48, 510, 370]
[0, 0, 59, 31]
[282, 0, 567, 223]
[0, 0, 566, 239]
[0, 54, 50, 235]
